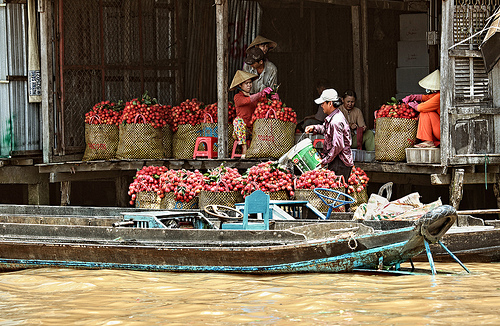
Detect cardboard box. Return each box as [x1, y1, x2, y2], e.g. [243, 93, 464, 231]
[406, 147, 440, 164]
[398, 41, 429, 67]
[400, 13, 428, 41]
[396, 67, 429, 93]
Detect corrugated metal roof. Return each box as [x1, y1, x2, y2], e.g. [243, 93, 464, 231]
[0, 3, 41, 157]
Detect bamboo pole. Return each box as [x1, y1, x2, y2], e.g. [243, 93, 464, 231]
[457, 209, 500, 215]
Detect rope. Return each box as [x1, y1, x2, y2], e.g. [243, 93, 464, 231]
[449, 7, 500, 50]
[348, 233, 358, 250]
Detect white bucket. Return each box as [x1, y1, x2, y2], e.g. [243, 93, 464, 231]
[287, 139, 322, 173]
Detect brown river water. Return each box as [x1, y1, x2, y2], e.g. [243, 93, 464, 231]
[1, 262, 499, 325]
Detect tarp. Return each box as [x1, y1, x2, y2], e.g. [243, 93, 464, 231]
[480, 9, 500, 73]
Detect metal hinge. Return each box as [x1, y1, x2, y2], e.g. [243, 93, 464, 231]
[427, 31, 439, 46]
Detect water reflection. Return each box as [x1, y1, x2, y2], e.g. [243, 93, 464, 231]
[0, 262, 499, 325]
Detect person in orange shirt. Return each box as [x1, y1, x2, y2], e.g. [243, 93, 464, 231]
[229, 70, 272, 158]
[403, 69, 441, 148]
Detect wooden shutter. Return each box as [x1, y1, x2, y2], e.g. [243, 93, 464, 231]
[451, 1, 497, 105]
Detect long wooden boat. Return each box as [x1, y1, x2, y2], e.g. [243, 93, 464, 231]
[0, 204, 457, 273]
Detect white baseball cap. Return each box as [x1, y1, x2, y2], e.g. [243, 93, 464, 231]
[314, 88, 340, 104]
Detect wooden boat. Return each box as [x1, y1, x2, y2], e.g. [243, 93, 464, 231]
[0, 204, 457, 273]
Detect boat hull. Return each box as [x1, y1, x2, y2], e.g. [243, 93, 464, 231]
[0, 204, 457, 273]
[0, 225, 423, 273]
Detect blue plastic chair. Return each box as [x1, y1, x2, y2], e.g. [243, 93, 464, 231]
[313, 188, 355, 219]
[222, 190, 271, 230]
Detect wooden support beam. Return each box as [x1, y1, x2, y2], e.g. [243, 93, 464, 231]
[431, 173, 498, 185]
[360, 0, 369, 115]
[10, 159, 34, 166]
[351, 6, 363, 120]
[440, 0, 453, 166]
[40, 0, 54, 163]
[0, 166, 47, 184]
[49, 170, 132, 183]
[366, 172, 432, 186]
[279, 0, 428, 11]
[61, 181, 71, 206]
[215, 0, 229, 158]
[449, 168, 464, 210]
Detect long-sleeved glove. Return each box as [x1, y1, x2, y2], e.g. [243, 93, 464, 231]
[402, 94, 423, 104]
[249, 92, 264, 103]
[271, 93, 280, 101]
[263, 87, 273, 95]
[250, 92, 263, 102]
[408, 101, 419, 111]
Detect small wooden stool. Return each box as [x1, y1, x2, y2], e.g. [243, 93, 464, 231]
[231, 140, 251, 159]
[193, 137, 218, 159]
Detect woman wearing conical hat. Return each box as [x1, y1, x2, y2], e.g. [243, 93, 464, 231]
[242, 36, 278, 94]
[229, 70, 272, 158]
[402, 69, 441, 148]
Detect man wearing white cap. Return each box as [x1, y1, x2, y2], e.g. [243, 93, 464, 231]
[402, 69, 441, 148]
[305, 89, 353, 182]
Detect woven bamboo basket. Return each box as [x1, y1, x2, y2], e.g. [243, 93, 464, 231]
[83, 123, 119, 161]
[199, 190, 243, 209]
[135, 191, 162, 209]
[375, 117, 417, 162]
[267, 190, 289, 201]
[295, 188, 346, 213]
[161, 191, 199, 210]
[349, 188, 368, 212]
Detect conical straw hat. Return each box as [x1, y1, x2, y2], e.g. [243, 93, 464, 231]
[418, 69, 440, 91]
[246, 35, 277, 52]
[229, 70, 258, 91]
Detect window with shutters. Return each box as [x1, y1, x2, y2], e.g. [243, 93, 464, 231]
[451, 0, 498, 104]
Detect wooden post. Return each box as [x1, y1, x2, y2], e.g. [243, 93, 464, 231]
[440, 0, 453, 166]
[449, 168, 464, 209]
[61, 181, 71, 206]
[351, 6, 363, 119]
[215, 0, 229, 158]
[360, 0, 369, 116]
[39, 0, 54, 163]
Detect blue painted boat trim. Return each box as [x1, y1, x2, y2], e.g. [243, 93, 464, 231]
[0, 240, 415, 273]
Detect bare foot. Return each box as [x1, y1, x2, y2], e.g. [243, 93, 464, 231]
[414, 141, 436, 148]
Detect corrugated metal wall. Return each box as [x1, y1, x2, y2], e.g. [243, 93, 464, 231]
[0, 2, 41, 158]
